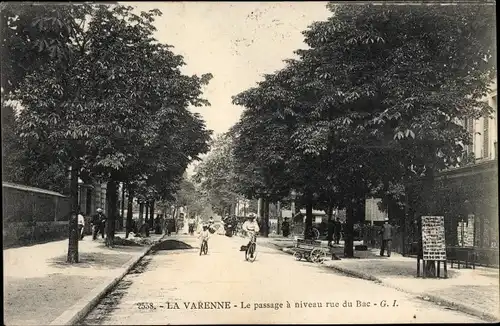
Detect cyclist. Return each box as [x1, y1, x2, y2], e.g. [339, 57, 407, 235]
[207, 216, 216, 233]
[198, 224, 211, 249]
[242, 214, 260, 257]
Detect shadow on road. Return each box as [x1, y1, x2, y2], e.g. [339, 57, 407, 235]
[48, 252, 134, 269]
[153, 239, 193, 251]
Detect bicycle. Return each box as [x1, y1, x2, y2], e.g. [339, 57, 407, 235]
[200, 239, 208, 256]
[245, 233, 257, 262]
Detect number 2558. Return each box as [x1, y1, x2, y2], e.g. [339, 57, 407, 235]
[137, 302, 155, 309]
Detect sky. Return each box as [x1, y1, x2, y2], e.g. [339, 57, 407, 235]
[121, 2, 333, 176]
[124, 2, 332, 136]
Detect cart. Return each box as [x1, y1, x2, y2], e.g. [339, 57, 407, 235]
[291, 238, 330, 263]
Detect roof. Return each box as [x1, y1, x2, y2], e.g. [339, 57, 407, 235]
[436, 159, 498, 180]
[2, 182, 67, 198]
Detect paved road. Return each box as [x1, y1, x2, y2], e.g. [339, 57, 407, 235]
[81, 234, 482, 324]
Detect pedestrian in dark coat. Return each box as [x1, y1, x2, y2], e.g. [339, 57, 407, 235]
[334, 218, 342, 244]
[91, 208, 106, 240]
[380, 219, 394, 257]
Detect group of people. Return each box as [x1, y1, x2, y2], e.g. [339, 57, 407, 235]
[197, 214, 260, 258]
[327, 217, 344, 245]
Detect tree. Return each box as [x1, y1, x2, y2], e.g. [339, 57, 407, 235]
[0, 3, 97, 96]
[193, 134, 242, 216]
[13, 4, 213, 257]
[231, 3, 496, 259]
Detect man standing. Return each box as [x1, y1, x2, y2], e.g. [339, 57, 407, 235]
[334, 217, 342, 244]
[77, 210, 85, 240]
[282, 217, 290, 238]
[188, 216, 196, 235]
[327, 218, 335, 246]
[91, 208, 106, 240]
[380, 219, 393, 257]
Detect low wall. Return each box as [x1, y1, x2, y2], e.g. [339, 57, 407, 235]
[3, 221, 69, 249]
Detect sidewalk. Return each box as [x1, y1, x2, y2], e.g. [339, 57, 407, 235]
[265, 237, 499, 322]
[3, 232, 165, 325]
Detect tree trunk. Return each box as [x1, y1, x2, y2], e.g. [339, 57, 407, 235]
[402, 187, 408, 256]
[344, 202, 355, 257]
[105, 179, 118, 248]
[327, 203, 334, 221]
[67, 163, 79, 263]
[145, 202, 150, 237]
[277, 201, 281, 235]
[327, 203, 334, 243]
[262, 198, 270, 237]
[139, 203, 144, 227]
[149, 201, 155, 230]
[304, 195, 314, 239]
[125, 186, 134, 239]
[120, 183, 125, 229]
[258, 198, 264, 235]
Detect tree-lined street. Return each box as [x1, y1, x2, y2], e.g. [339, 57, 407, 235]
[2, 2, 498, 325]
[80, 235, 482, 324]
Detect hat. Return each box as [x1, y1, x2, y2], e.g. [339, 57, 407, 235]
[97, 208, 103, 213]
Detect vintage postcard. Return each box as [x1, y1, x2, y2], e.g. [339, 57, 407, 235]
[2, 1, 498, 325]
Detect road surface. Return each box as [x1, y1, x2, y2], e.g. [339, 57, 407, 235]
[80, 234, 482, 324]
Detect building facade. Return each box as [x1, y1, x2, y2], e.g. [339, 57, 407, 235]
[463, 79, 498, 162]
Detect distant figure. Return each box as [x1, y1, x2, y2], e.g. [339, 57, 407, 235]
[198, 224, 211, 255]
[91, 208, 106, 240]
[188, 216, 196, 235]
[77, 210, 85, 240]
[282, 217, 290, 237]
[327, 219, 335, 246]
[208, 216, 215, 233]
[380, 219, 393, 257]
[334, 218, 342, 244]
[154, 215, 162, 234]
[130, 219, 139, 235]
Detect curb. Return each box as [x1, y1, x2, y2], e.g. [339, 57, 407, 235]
[278, 247, 498, 322]
[323, 264, 383, 283]
[415, 294, 499, 322]
[323, 262, 498, 322]
[49, 235, 167, 326]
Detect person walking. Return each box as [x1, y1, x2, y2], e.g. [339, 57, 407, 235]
[91, 208, 106, 240]
[188, 216, 196, 235]
[77, 210, 85, 240]
[380, 219, 394, 257]
[282, 217, 290, 238]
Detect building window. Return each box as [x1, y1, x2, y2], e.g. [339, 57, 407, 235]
[464, 117, 474, 157]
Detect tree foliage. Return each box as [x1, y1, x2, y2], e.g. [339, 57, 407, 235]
[230, 3, 496, 248]
[193, 134, 243, 215]
[5, 4, 213, 252]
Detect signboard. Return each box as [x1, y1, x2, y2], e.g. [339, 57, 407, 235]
[365, 198, 388, 222]
[421, 216, 447, 261]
